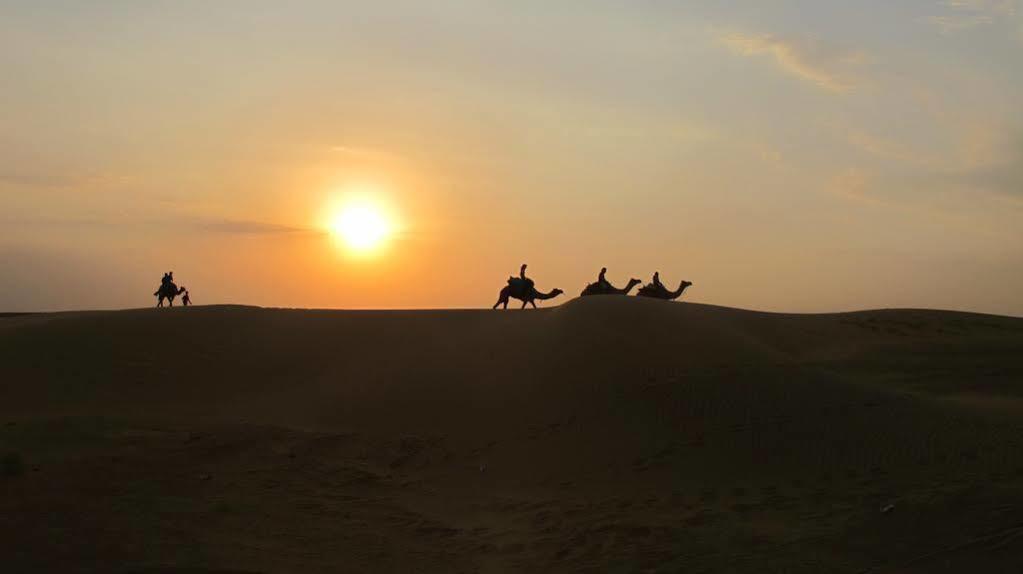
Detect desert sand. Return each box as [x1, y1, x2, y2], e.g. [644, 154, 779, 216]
[2, 297, 1022, 573]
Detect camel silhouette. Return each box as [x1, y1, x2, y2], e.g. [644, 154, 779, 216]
[636, 279, 692, 301]
[580, 276, 642, 297]
[493, 278, 563, 309]
[155, 283, 187, 307]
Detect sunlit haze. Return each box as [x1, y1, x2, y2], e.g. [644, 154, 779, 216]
[328, 197, 394, 256]
[1, 1, 1021, 314]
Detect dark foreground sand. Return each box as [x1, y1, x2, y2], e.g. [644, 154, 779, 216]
[2, 298, 1022, 573]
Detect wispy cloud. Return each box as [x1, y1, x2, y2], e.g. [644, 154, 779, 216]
[837, 118, 1023, 199]
[929, 13, 996, 33]
[0, 215, 115, 228]
[929, 0, 1019, 33]
[1, 214, 315, 235]
[189, 218, 313, 235]
[0, 168, 138, 195]
[0, 171, 71, 188]
[946, 132, 1023, 197]
[950, 160, 1023, 196]
[839, 127, 938, 168]
[717, 31, 864, 92]
[828, 168, 884, 205]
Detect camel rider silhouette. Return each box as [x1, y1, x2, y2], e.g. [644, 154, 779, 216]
[597, 267, 610, 289]
[155, 272, 175, 297]
[509, 263, 534, 294]
[652, 271, 665, 292]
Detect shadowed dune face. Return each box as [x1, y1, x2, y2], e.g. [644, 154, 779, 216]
[2, 298, 1022, 573]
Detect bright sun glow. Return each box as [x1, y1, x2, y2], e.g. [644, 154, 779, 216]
[329, 202, 393, 254]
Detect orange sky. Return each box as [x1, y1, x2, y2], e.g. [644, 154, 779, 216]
[2, 2, 1021, 315]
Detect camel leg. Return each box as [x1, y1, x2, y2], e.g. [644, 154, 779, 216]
[521, 300, 528, 309]
[529, 300, 537, 309]
[494, 288, 511, 310]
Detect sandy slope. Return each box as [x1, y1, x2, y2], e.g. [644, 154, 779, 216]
[2, 298, 1022, 573]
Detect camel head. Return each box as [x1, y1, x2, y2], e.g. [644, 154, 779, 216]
[550, 288, 564, 298]
[627, 278, 642, 288]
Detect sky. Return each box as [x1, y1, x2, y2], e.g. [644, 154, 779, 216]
[1, 1, 1021, 314]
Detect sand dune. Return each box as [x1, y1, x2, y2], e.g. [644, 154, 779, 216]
[2, 298, 1022, 573]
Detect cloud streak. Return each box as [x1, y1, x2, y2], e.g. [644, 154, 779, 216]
[0, 172, 70, 188]
[838, 120, 1023, 199]
[194, 219, 312, 235]
[717, 31, 864, 92]
[929, 0, 1019, 33]
[1, 214, 315, 236]
[946, 134, 1023, 197]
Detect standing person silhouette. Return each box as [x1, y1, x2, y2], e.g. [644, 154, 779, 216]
[182, 289, 191, 306]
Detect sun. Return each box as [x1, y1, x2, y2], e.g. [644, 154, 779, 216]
[329, 202, 393, 254]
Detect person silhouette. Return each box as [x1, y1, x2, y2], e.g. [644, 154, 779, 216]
[597, 267, 610, 289]
[509, 263, 535, 294]
[182, 289, 191, 306]
[652, 271, 665, 291]
[156, 272, 171, 297]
